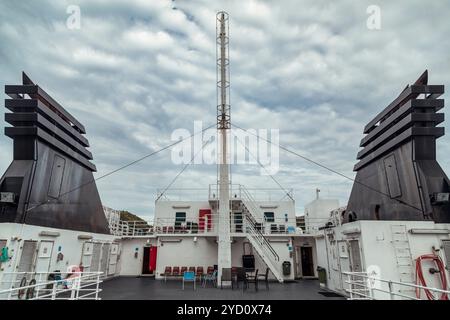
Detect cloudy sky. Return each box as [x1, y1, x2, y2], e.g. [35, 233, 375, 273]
[1, 0, 450, 220]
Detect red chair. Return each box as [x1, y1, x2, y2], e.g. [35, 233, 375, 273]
[206, 266, 214, 275]
[172, 266, 180, 277]
[163, 266, 172, 282]
[181, 266, 188, 275]
[168, 226, 174, 234]
[189, 267, 196, 273]
[196, 267, 204, 281]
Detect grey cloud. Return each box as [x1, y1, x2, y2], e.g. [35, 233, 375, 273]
[1, 0, 449, 217]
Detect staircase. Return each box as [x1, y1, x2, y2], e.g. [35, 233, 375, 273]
[390, 225, 415, 294]
[239, 186, 284, 283]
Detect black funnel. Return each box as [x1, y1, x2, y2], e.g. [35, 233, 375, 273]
[345, 70, 449, 223]
[0, 72, 110, 234]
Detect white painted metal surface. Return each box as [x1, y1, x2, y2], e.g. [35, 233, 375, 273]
[0, 222, 118, 293]
[0, 271, 103, 300]
[343, 271, 450, 300]
[216, 11, 232, 286]
[315, 219, 450, 299]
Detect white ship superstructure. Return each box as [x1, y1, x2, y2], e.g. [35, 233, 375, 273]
[116, 185, 317, 282]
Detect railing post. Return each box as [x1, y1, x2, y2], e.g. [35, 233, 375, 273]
[69, 276, 77, 300]
[368, 276, 374, 300]
[348, 274, 353, 300]
[35, 281, 40, 300]
[7, 273, 15, 300]
[51, 281, 57, 300]
[388, 281, 394, 300]
[95, 273, 100, 300]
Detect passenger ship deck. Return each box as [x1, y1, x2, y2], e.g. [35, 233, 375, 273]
[99, 277, 344, 300]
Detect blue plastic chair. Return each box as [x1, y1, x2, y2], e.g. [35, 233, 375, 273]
[182, 271, 196, 290]
[202, 270, 217, 288]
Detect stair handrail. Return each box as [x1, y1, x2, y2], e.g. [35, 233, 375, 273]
[245, 215, 279, 262]
[239, 186, 265, 221]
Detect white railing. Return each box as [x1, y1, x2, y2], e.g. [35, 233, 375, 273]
[111, 219, 154, 237]
[240, 186, 266, 222]
[304, 217, 334, 234]
[208, 184, 294, 202]
[343, 271, 450, 300]
[155, 214, 298, 235]
[0, 271, 103, 300]
[113, 214, 299, 237]
[156, 188, 210, 201]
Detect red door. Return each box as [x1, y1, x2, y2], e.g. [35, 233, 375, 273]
[199, 209, 212, 231]
[149, 246, 157, 272]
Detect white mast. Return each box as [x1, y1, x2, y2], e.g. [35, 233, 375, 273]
[216, 11, 231, 286]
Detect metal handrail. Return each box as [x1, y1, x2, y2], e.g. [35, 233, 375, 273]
[239, 185, 281, 263]
[240, 186, 265, 221]
[245, 215, 280, 262]
[113, 214, 299, 237]
[0, 271, 103, 300]
[208, 184, 295, 202]
[343, 271, 450, 300]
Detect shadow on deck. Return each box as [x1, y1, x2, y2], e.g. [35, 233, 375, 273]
[100, 277, 345, 300]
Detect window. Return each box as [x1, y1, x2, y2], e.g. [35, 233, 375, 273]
[234, 212, 243, 233]
[264, 212, 275, 223]
[175, 212, 186, 231]
[175, 212, 186, 222]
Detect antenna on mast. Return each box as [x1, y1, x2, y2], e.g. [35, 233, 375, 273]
[216, 11, 231, 286]
[217, 11, 230, 131]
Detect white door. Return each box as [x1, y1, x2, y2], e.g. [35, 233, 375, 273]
[81, 241, 93, 272]
[90, 243, 102, 273]
[294, 246, 302, 278]
[100, 243, 111, 278]
[348, 240, 363, 272]
[108, 243, 119, 275]
[35, 241, 54, 274]
[17, 240, 38, 284]
[331, 242, 342, 290]
[337, 240, 350, 292]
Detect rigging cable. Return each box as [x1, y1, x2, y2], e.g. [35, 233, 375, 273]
[25, 123, 216, 213]
[231, 123, 423, 212]
[234, 135, 293, 201]
[156, 138, 213, 201]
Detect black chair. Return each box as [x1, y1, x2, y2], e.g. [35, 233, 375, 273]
[234, 267, 247, 289]
[245, 269, 258, 291]
[221, 268, 233, 289]
[270, 224, 278, 234]
[257, 268, 270, 290]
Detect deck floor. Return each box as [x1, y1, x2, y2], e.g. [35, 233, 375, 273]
[100, 277, 344, 300]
